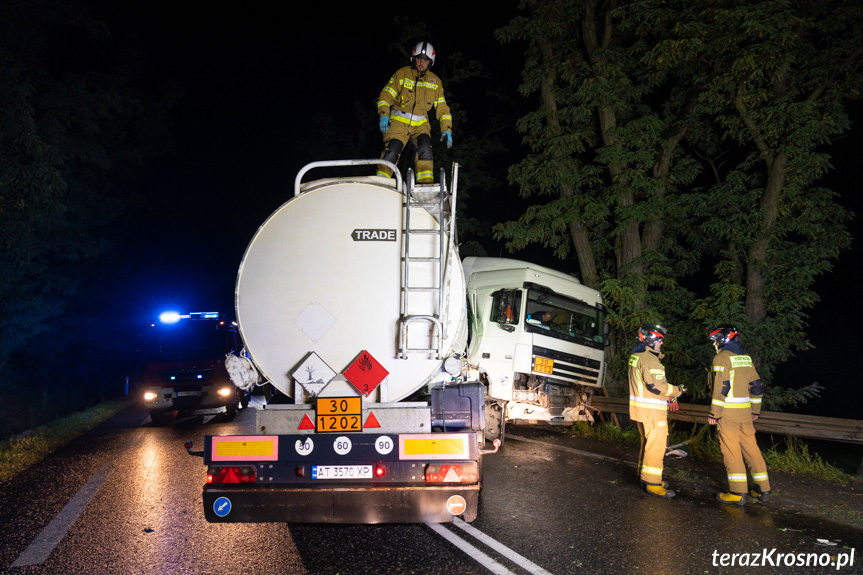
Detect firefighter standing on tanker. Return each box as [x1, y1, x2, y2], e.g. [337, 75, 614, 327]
[376, 41, 452, 184]
[708, 326, 771, 505]
[628, 325, 685, 498]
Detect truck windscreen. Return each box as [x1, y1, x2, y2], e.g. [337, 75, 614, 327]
[145, 321, 228, 363]
[524, 289, 604, 348]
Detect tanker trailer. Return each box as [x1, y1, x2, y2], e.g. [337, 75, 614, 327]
[191, 160, 495, 524]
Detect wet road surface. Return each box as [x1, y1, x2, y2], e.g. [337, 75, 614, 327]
[1, 402, 860, 574]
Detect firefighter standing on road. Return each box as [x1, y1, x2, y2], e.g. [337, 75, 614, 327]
[628, 324, 685, 498]
[708, 326, 771, 505]
[376, 41, 452, 184]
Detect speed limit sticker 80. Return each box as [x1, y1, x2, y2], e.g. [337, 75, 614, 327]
[316, 397, 362, 432]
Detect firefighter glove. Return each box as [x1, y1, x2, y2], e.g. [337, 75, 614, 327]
[441, 130, 452, 149]
[379, 116, 390, 133]
[668, 397, 679, 412]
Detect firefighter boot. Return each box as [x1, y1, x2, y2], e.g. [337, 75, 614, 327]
[645, 484, 675, 498]
[716, 492, 747, 505]
[749, 485, 770, 503]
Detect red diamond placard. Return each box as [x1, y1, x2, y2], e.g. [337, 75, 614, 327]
[343, 350, 389, 396]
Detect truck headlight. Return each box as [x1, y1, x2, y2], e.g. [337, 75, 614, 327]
[217, 387, 233, 398]
[143, 391, 158, 401]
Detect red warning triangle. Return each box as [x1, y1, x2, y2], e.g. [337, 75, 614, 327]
[364, 411, 381, 428]
[298, 413, 315, 430]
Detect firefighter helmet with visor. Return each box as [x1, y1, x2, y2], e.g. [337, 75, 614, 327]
[708, 326, 739, 346]
[411, 41, 436, 65]
[638, 324, 667, 346]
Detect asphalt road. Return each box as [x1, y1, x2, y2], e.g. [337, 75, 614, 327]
[1, 402, 860, 574]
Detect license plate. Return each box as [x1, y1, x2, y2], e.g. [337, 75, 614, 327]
[533, 357, 554, 374]
[176, 391, 199, 397]
[316, 397, 363, 432]
[312, 465, 372, 479]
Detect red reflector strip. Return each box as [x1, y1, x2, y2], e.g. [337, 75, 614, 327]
[207, 466, 257, 484]
[425, 463, 478, 483]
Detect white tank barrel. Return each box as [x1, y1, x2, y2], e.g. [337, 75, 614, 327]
[235, 176, 466, 401]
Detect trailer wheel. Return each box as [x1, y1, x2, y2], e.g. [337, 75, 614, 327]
[225, 403, 238, 420]
[484, 400, 505, 447]
[149, 410, 166, 426]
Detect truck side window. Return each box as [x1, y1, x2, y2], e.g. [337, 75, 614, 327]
[491, 290, 521, 327]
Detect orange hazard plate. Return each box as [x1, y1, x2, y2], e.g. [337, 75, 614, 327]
[533, 356, 554, 374]
[316, 397, 363, 432]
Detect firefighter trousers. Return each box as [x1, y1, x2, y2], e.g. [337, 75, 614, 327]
[637, 419, 668, 485]
[717, 417, 770, 494]
[377, 121, 434, 183]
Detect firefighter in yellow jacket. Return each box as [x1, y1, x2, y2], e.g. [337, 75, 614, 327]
[377, 41, 452, 184]
[628, 324, 685, 498]
[708, 326, 771, 505]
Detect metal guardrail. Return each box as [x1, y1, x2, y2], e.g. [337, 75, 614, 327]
[589, 396, 863, 445]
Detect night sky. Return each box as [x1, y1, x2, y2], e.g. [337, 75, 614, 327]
[85, 2, 861, 418]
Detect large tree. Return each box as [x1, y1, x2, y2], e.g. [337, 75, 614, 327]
[685, 0, 861, 386]
[0, 1, 174, 391]
[494, 0, 861, 400]
[495, 0, 706, 390]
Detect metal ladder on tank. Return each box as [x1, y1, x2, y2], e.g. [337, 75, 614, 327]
[398, 167, 457, 360]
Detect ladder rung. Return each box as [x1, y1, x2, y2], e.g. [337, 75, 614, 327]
[406, 229, 438, 235]
[406, 287, 440, 292]
[405, 259, 440, 264]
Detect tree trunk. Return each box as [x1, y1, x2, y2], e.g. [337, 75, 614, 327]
[530, 0, 600, 289]
[746, 152, 787, 326]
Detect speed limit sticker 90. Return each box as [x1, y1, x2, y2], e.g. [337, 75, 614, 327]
[375, 436, 394, 455]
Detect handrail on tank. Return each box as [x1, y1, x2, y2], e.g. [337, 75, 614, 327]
[294, 159, 403, 197]
[399, 315, 443, 360]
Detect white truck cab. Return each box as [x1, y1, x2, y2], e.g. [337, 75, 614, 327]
[463, 257, 607, 429]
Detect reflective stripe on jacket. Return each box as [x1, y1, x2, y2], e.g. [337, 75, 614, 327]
[709, 349, 763, 421]
[627, 349, 682, 422]
[377, 66, 452, 133]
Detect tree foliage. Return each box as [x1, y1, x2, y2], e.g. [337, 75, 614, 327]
[495, 0, 861, 401]
[0, 0, 174, 371]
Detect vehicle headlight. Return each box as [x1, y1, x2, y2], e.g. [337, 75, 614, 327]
[143, 391, 158, 401]
[217, 387, 233, 398]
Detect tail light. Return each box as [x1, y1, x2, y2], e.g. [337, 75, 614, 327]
[374, 464, 386, 478]
[207, 466, 257, 484]
[425, 463, 478, 483]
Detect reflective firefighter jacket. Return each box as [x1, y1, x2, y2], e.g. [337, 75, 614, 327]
[377, 66, 452, 133]
[628, 348, 683, 422]
[709, 347, 763, 422]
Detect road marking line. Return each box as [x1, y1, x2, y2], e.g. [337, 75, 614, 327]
[426, 522, 517, 575]
[11, 462, 113, 567]
[452, 518, 556, 575]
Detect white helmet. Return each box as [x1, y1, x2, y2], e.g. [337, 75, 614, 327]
[411, 41, 436, 66]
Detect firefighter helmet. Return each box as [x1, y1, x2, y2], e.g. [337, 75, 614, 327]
[411, 41, 436, 65]
[708, 326, 739, 346]
[638, 324, 667, 346]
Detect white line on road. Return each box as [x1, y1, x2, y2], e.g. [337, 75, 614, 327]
[11, 462, 113, 567]
[426, 522, 518, 575]
[451, 518, 556, 575]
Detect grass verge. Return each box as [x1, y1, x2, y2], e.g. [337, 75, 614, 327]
[569, 420, 857, 484]
[0, 397, 132, 483]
